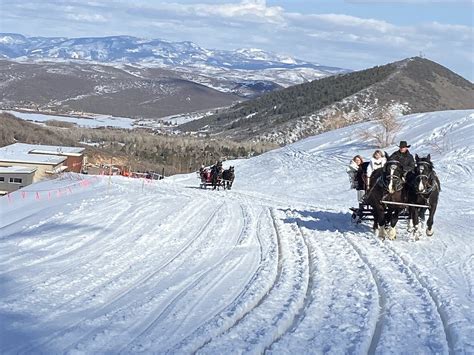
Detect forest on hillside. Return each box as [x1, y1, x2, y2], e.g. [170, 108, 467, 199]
[181, 63, 398, 132]
[0, 113, 276, 175]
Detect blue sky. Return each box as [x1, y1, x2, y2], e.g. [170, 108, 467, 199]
[0, 0, 472, 80]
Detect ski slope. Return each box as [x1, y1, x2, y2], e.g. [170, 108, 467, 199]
[1, 109, 473, 353]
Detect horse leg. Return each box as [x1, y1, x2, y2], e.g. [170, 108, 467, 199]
[212, 174, 217, 190]
[375, 206, 386, 240]
[372, 219, 378, 233]
[386, 209, 400, 240]
[410, 207, 422, 240]
[407, 207, 415, 233]
[426, 204, 437, 237]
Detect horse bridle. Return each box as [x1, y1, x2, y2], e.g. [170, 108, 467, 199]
[414, 161, 437, 195]
[381, 160, 404, 192]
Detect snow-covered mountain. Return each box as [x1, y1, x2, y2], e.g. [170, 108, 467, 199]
[1, 109, 473, 353]
[0, 33, 348, 87]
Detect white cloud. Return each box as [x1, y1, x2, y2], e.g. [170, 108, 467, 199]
[0, 0, 472, 79]
[65, 13, 107, 23]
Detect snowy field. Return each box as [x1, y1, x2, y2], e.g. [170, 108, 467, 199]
[4, 109, 215, 130]
[0, 109, 473, 353]
[5, 110, 136, 129]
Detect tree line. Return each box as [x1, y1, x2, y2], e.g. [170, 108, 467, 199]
[0, 113, 276, 175]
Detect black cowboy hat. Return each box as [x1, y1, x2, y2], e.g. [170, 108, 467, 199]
[399, 141, 411, 148]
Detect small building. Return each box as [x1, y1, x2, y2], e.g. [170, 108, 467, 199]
[21, 144, 85, 173]
[0, 143, 85, 182]
[0, 166, 37, 194]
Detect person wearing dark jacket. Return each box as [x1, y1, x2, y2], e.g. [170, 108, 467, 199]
[389, 141, 415, 176]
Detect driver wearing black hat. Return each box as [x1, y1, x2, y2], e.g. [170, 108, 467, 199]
[389, 141, 415, 176]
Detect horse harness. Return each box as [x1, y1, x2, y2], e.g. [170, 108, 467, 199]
[414, 161, 439, 204]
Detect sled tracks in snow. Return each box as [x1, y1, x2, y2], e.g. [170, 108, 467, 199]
[184, 208, 311, 354]
[12, 200, 229, 353]
[343, 231, 455, 354]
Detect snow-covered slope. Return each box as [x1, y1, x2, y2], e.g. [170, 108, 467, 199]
[1, 109, 473, 353]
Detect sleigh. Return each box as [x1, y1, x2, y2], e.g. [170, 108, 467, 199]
[350, 199, 429, 223]
[197, 167, 234, 190]
[198, 169, 214, 189]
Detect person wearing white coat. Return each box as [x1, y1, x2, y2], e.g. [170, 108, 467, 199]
[366, 150, 387, 188]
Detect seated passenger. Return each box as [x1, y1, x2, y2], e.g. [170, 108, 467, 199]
[366, 149, 387, 188]
[347, 155, 368, 203]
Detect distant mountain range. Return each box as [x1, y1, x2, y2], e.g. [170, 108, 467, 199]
[0, 59, 244, 119]
[0, 33, 349, 88]
[180, 57, 474, 144]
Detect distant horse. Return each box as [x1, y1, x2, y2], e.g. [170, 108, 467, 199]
[366, 160, 408, 240]
[222, 166, 235, 190]
[211, 164, 223, 190]
[408, 154, 440, 239]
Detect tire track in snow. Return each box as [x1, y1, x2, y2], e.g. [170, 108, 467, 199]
[116, 202, 248, 352]
[26, 196, 201, 312]
[345, 231, 449, 354]
[265, 220, 312, 351]
[2, 193, 192, 299]
[13, 200, 225, 354]
[268, 209, 379, 354]
[197, 208, 309, 354]
[172, 207, 272, 353]
[1, 200, 139, 295]
[381, 240, 456, 354]
[342, 232, 386, 354]
[0, 198, 131, 275]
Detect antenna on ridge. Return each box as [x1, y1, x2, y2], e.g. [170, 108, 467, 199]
[419, 51, 425, 58]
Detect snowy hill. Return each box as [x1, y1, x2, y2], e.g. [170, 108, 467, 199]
[0, 33, 348, 87]
[182, 57, 474, 144]
[1, 109, 473, 353]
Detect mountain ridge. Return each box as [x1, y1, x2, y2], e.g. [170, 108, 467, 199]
[179, 57, 474, 144]
[0, 33, 348, 85]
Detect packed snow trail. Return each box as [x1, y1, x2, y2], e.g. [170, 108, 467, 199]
[0, 109, 473, 353]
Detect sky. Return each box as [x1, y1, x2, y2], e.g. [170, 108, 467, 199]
[0, 0, 472, 80]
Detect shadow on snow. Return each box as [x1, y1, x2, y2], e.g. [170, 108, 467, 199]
[282, 209, 373, 235]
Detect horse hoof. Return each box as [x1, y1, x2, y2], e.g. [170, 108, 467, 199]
[426, 229, 434, 237]
[378, 228, 385, 240]
[388, 227, 397, 240]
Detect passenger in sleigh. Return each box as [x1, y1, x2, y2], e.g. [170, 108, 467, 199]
[347, 155, 370, 205]
[347, 155, 369, 221]
[366, 149, 387, 189]
[199, 164, 212, 182]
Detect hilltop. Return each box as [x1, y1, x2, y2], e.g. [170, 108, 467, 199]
[180, 57, 474, 144]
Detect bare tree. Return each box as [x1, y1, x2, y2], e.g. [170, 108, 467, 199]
[359, 105, 402, 148]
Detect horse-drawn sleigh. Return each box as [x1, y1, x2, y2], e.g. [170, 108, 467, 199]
[198, 164, 235, 190]
[350, 155, 440, 241]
